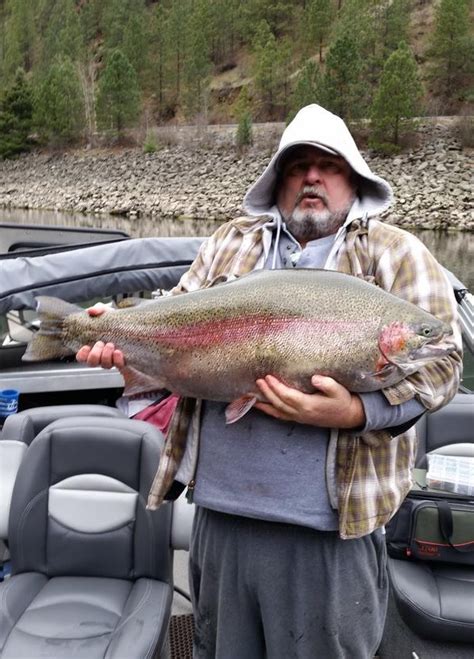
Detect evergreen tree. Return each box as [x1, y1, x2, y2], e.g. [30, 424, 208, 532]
[238, 0, 295, 43]
[370, 41, 423, 150]
[321, 33, 363, 120]
[304, 0, 334, 63]
[0, 68, 34, 158]
[428, 0, 473, 99]
[147, 3, 167, 111]
[382, 0, 410, 58]
[275, 37, 294, 113]
[38, 0, 84, 70]
[208, 0, 240, 63]
[333, 0, 383, 95]
[166, 0, 190, 105]
[288, 60, 322, 122]
[252, 21, 280, 115]
[1, 0, 36, 80]
[102, 0, 148, 85]
[235, 86, 253, 150]
[34, 56, 85, 144]
[183, 0, 212, 119]
[96, 49, 140, 136]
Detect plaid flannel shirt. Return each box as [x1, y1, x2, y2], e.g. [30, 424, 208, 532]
[167, 214, 462, 539]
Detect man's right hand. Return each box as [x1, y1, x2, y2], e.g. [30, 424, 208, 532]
[75, 303, 126, 369]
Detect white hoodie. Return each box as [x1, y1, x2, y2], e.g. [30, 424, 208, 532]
[243, 103, 393, 221]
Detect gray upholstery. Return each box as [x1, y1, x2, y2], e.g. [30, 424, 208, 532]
[387, 559, 474, 643]
[389, 393, 474, 645]
[415, 393, 474, 467]
[1, 404, 124, 447]
[0, 415, 173, 658]
[0, 405, 125, 543]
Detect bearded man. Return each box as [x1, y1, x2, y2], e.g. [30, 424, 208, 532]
[78, 104, 462, 658]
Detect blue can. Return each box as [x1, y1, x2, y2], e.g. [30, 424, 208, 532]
[0, 389, 20, 417]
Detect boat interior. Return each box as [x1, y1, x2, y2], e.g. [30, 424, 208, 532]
[0, 224, 473, 658]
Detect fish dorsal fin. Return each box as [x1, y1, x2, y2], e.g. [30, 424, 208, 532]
[225, 394, 258, 424]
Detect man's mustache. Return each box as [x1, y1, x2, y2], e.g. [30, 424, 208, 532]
[294, 186, 328, 207]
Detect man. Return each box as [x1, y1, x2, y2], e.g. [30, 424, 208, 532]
[78, 104, 462, 658]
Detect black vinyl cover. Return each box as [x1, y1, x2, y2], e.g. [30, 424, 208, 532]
[0, 236, 204, 314]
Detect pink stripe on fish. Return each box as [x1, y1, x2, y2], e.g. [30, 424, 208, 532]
[137, 315, 376, 347]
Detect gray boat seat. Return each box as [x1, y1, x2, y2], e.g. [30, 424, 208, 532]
[415, 393, 473, 467]
[0, 405, 124, 543]
[387, 393, 474, 644]
[0, 415, 173, 658]
[387, 559, 474, 643]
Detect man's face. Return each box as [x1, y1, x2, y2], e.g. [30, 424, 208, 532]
[276, 146, 356, 243]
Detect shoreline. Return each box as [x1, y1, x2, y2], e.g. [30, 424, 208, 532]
[0, 121, 472, 232]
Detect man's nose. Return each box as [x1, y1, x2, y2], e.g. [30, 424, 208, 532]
[304, 164, 322, 184]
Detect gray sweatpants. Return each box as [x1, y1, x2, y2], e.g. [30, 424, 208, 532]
[189, 507, 388, 659]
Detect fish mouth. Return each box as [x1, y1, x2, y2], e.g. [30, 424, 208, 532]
[409, 342, 456, 362]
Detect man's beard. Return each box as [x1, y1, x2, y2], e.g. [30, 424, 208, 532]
[284, 187, 355, 243]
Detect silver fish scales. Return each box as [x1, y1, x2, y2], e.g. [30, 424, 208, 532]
[23, 268, 453, 424]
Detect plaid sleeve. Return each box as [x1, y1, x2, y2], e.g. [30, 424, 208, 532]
[171, 219, 266, 295]
[372, 227, 463, 410]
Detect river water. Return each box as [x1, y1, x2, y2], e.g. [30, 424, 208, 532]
[1, 208, 473, 290]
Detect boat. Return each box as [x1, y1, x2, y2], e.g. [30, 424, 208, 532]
[0, 223, 473, 658]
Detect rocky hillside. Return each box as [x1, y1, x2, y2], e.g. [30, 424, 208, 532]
[0, 118, 472, 231]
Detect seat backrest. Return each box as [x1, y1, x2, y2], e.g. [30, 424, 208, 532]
[415, 393, 474, 468]
[8, 416, 172, 583]
[0, 405, 124, 542]
[1, 404, 124, 446]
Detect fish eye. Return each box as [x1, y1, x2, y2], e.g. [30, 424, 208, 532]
[420, 325, 433, 337]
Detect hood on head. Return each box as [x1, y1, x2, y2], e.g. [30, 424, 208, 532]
[243, 104, 393, 219]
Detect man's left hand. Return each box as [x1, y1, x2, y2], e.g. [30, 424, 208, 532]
[254, 374, 365, 429]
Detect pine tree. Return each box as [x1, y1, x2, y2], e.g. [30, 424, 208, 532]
[428, 0, 473, 99]
[238, 0, 294, 44]
[333, 0, 381, 97]
[102, 0, 148, 85]
[34, 56, 85, 144]
[321, 33, 363, 121]
[370, 41, 423, 151]
[96, 49, 140, 137]
[208, 0, 240, 64]
[0, 68, 34, 158]
[166, 0, 190, 105]
[183, 0, 212, 119]
[147, 3, 167, 111]
[304, 0, 334, 63]
[382, 0, 410, 58]
[1, 0, 36, 81]
[288, 60, 322, 122]
[38, 0, 84, 70]
[252, 21, 280, 115]
[235, 86, 253, 150]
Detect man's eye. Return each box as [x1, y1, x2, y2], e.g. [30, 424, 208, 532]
[288, 163, 307, 175]
[321, 161, 340, 172]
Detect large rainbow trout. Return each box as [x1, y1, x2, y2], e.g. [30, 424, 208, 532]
[23, 269, 453, 423]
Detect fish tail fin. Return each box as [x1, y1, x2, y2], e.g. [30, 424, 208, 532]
[22, 296, 82, 362]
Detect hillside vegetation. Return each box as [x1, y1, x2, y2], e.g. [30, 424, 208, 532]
[0, 0, 472, 157]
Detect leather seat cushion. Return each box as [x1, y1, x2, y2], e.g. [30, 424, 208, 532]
[0, 573, 172, 658]
[388, 557, 474, 643]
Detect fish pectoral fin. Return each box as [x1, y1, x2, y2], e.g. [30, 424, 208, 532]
[225, 394, 258, 424]
[369, 362, 397, 381]
[120, 365, 166, 396]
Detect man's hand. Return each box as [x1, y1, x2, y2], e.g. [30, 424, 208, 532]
[75, 303, 126, 369]
[254, 374, 365, 429]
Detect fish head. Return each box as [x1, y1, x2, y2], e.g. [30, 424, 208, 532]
[378, 319, 454, 369]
